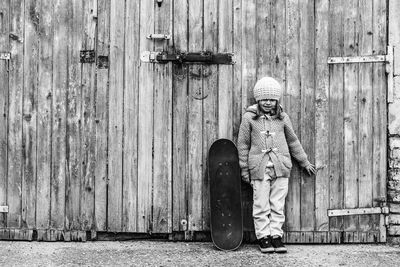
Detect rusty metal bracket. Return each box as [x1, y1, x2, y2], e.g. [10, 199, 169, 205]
[80, 50, 95, 63]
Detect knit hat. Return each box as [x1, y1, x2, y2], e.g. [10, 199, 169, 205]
[253, 77, 282, 101]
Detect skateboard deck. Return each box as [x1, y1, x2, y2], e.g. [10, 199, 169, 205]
[208, 139, 243, 251]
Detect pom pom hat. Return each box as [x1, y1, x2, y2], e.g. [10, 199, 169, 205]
[253, 77, 282, 101]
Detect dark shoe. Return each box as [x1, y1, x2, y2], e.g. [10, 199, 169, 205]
[258, 236, 274, 253]
[271, 236, 287, 253]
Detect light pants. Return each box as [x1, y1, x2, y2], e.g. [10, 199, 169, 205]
[251, 175, 289, 239]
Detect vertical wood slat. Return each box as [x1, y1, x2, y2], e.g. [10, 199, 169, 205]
[39, 0, 55, 229]
[202, 0, 218, 231]
[256, 0, 272, 78]
[137, 0, 154, 232]
[242, 0, 257, 108]
[108, 0, 125, 232]
[372, 0, 387, 208]
[358, 0, 374, 231]
[80, 0, 97, 231]
[315, 0, 330, 231]
[66, 0, 83, 230]
[285, 0, 301, 231]
[94, 0, 110, 232]
[0, 0, 10, 228]
[153, 0, 173, 233]
[271, 0, 286, 99]
[22, 0, 38, 230]
[122, 0, 139, 233]
[328, 0, 344, 232]
[7, 0, 24, 229]
[172, 0, 188, 232]
[343, 0, 359, 232]
[218, 0, 233, 140]
[188, 0, 203, 231]
[299, 0, 315, 231]
[372, 0, 388, 239]
[241, 0, 257, 232]
[232, 0, 243, 145]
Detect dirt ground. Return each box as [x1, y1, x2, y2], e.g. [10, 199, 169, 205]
[0, 240, 400, 267]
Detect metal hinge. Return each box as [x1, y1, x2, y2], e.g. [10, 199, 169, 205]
[140, 51, 235, 65]
[327, 45, 394, 103]
[0, 52, 11, 60]
[146, 33, 171, 40]
[0, 206, 8, 213]
[327, 207, 389, 217]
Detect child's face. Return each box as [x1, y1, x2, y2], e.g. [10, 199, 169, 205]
[258, 99, 277, 114]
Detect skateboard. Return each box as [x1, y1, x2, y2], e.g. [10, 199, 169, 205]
[208, 139, 243, 251]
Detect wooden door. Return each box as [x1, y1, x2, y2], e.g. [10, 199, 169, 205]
[0, 0, 389, 242]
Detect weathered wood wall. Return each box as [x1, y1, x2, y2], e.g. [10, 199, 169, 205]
[0, 0, 388, 242]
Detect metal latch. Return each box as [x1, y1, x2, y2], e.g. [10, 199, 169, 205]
[140, 51, 235, 65]
[0, 52, 11, 60]
[0, 206, 8, 213]
[146, 34, 171, 40]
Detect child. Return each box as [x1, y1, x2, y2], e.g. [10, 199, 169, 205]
[237, 76, 316, 253]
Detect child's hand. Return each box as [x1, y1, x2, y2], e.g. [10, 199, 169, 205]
[242, 174, 250, 183]
[305, 164, 316, 176]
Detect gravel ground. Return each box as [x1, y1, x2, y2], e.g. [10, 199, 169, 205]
[0, 240, 400, 267]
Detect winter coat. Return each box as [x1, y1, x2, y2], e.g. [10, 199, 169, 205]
[237, 104, 311, 180]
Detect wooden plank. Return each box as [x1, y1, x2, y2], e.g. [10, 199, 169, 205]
[0, 0, 10, 228]
[271, 0, 286, 103]
[7, 0, 24, 229]
[38, 0, 54, 229]
[187, 0, 203, 231]
[94, 0, 110, 232]
[218, 0, 233, 140]
[241, 0, 257, 232]
[299, 0, 315, 232]
[256, 0, 272, 78]
[343, 0, 359, 232]
[372, 0, 387, 232]
[22, 0, 39, 230]
[232, 0, 243, 144]
[358, 0, 373, 232]
[328, 0, 344, 232]
[80, 0, 97, 232]
[314, 231, 328, 243]
[285, 0, 301, 231]
[122, 0, 139, 233]
[108, 0, 125, 232]
[202, 0, 218, 231]
[49, 1, 66, 229]
[172, 0, 188, 232]
[66, 0, 83, 230]
[153, 0, 172, 233]
[314, 0, 330, 232]
[242, 0, 257, 107]
[137, 0, 154, 232]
